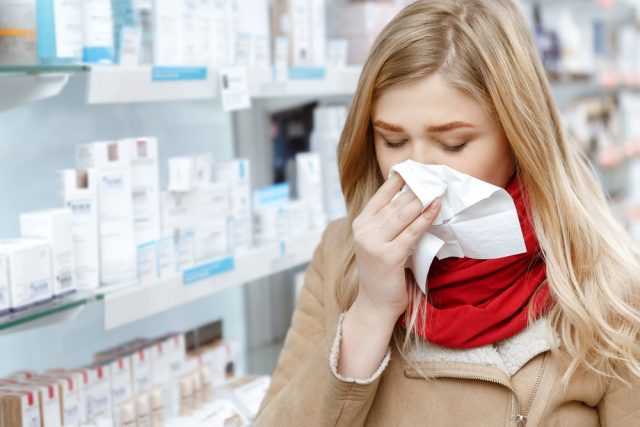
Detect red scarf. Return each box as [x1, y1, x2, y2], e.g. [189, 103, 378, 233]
[398, 175, 552, 349]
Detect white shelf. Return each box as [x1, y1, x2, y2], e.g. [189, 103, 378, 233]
[0, 73, 71, 112]
[248, 66, 362, 98]
[102, 229, 322, 330]
[87, 66, 218, 104]
[87, 65, 362, 104]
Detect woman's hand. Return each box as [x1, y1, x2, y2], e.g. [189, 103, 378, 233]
[351, 173, 441, 321]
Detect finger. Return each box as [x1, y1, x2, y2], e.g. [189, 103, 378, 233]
[361, 173, 406, 217]
[376, 194, 425, 242]
[392, 198, 441, 251]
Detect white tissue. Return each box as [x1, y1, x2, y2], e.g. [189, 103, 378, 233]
[389, 160, 526, 293]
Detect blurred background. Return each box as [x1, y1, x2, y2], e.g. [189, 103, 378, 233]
[0, 0, 639, 425]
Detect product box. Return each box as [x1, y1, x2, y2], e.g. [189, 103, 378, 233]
[35, 373, 81, 427]
[194, 153, 214, 186]
[108, 357, 134, 426]
[0, 0, 37, 65]
[153, 0, 183, 65]
[58, 169, 100, 290]
[0, 254, 10, 314]
[82, 0, 115, 63]
[46, 369, 89, 425]
[35, 0, 83, 64]
[252, 183, 290, 245]
[168, 157, 197, 193]
[161, 192, 195, 271]
[85, 364, 112, 420]
[215, 159, 252, 252]
[118, 137, 160, 245]
[0, 388, 42, 427]
[76, 142, 137, 286]
[111, 0, 153, 65]
[156, 236, 177, 279]
[20, 209, 76, 297]
[0, 239, 53, 310]
[208, 0, 229, 68]
[20, 381, 63, 427]
[295, 152, 326, 229]
[235, 0, 271, 67]
[215, 375, 271, 421]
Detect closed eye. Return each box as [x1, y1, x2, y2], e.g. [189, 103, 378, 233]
[384, 139, 408, 148]
[441, 142, 468, 152]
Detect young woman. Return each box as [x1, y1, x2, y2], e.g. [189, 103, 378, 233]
[255, 1, 640, 425]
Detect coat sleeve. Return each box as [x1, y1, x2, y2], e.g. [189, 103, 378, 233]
[254, 222, 390, 427]
[597, 374, 640, 426]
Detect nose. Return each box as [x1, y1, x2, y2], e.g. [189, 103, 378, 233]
[411, 140, 439, 165]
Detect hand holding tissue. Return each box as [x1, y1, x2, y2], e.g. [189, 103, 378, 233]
[389, 160, 526, 293]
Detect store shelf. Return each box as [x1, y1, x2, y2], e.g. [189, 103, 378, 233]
[0, 290, 98, 336]
[102, 229, 322, 330]
[87, 66, 218, 104]
[0, 72, 75, 112]
[249, 66, 362, 98]
[0, 65, 89, 74]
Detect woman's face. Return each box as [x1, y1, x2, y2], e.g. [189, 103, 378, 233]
[371, 72, 515, 188]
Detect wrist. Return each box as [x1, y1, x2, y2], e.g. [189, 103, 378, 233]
[349, 296, 401, 332]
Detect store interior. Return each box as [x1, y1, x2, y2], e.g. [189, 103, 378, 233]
[1, 0, 639, 425]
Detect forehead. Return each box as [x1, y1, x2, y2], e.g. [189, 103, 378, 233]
[371, 73, 488, 126]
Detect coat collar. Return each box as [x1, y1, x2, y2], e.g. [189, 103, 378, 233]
[406, 317, 552, 377]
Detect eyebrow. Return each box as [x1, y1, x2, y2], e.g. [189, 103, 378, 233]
[372, 120, 475, 133]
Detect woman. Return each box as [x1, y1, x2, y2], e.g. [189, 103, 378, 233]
[255, 1, 640, 425]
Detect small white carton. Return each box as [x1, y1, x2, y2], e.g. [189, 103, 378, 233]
[20, 209, 76, 297]
[214, 159, 252, 252]
[76, 142, 137, 286]
[58, 169, 100, 290]
[0, 239, 53, 310]
[108, 357, 134, 426]
[0, 254, 9, 314]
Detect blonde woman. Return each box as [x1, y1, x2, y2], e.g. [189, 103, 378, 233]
[255, 0, 640, 425]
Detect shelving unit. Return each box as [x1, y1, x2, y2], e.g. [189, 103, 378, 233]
[0, 230, 321, 334]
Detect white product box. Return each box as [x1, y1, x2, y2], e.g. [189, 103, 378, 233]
[295, 152, 327, 229]
[252, 183, 290, 245]
[0, 388, 42, 427]
[109, 357, 134, 426]
[86, 365, 112, 420]
[112, 0, 153, 65]
[76, 142, 137, 286]
[161, 192, 195, 271]
[209, 0, 229, 67]
[215, 159, 252, 251]
[131, 346, 153, 395]
[283, 200, 310, 237]
[235, 0, 271, 67]
[137, 240, 158, 284]
[194, 153, 214, 186]
[0, 255, 9, 314]
[36, 374, 81, 427]
[82, 0, 115, 63]
[168, 157, 197, 193]
[35, 0, 83, 64]
[20, 209, 76, 297]
[46, 370, 87, 425]
[150, 340, 179, 419]
[156, 236, 177, 279]
[153, 0, 183, 65]
[193, 182, 230, 261]
[21, 381, 62, 427]
[118, 137, 160, 245]
[215, 375, 271, 421]
[0, 239, 53, 310]
[58, 169, 100, 290]
[0, 1, 37, 66]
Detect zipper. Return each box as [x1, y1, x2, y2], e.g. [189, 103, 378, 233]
[410, 353, 548, 426]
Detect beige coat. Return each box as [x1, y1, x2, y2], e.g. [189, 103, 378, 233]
[254, 219, 640, 426]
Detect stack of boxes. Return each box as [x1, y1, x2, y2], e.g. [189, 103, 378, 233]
[0, 319, 261, 427]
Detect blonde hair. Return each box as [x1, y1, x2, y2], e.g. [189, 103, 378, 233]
[336, 0, 640, 385]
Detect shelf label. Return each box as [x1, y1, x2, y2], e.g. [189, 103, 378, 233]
[219, 67, 251, 111]
[288, 67, 326, 80]
[183, 256, 235, 285]
[152, 67, 208, 81]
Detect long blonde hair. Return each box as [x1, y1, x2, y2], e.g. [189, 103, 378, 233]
[336, 0, 640, 385]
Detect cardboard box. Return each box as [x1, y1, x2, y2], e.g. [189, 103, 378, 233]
[20, 209, 76, 297]
[108, 357, 134, 426]
[35, 373, 81, 427]
[86, 364, 113, 420]
[46, 369, 89, 424]
[76, 142, 137, 286]
[58, 169, 100, 290]
[0, 388, 42, 427]
[0, 239, 53, 310]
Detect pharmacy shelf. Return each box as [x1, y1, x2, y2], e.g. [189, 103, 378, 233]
[0, 72, 74, 112]
[102, 229, 322, 330]
[249, 66, 362, 98]
[0, 290, 98, 336]
[87, 65, 218, 104]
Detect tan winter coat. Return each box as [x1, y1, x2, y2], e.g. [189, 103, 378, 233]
[254, 219, 640, 426]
